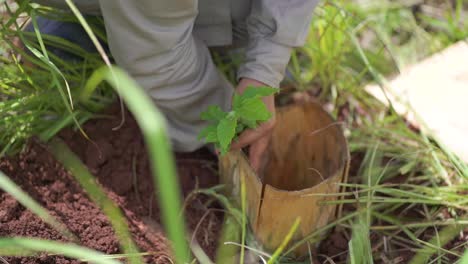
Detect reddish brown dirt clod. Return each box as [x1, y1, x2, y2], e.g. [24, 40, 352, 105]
[0, 105, 221, 263]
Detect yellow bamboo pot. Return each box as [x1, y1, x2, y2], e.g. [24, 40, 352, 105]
[219, 102, 350, 258]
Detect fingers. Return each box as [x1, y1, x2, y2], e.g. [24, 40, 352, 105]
[249, 135, 270, 173]
[230, 119, 275, 150]
[231, 78, 276, 173]
[230, 120, 274, 173]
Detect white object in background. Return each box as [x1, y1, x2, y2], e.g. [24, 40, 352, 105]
[366, 41, 468, 163]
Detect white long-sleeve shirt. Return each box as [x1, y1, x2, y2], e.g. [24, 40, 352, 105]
[34, 0, 319, 151]
[35, 0, 319, 87]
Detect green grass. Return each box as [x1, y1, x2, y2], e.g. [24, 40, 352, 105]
[81, 65, 190, 263]
[1, 0, 467, 263]
[0, 1, 111, 155]
[0, 238, 121, 264]
[282, 1, 468, 263]
[267, 218, 302, 264]
[2, 2, 189, 262]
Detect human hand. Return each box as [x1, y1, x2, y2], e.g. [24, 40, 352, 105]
[230, 78, 276, 173]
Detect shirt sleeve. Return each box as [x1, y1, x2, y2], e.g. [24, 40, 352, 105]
[237, 0, 320, 88]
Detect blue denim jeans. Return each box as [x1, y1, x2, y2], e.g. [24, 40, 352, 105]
[25, 16, 107, 60]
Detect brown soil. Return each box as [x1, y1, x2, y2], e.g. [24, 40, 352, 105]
[0, 105, 222, 263]
[0, 102, 415, 264]
[2, 101, 462, 264]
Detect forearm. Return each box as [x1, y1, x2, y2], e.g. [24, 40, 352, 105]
[238, 39, 292, 88]
[239, 0, 320, 88]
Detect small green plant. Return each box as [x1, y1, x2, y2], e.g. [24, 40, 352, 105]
[197, 86, 279, 154]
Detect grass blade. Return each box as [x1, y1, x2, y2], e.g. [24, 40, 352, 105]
[240, 175, 247, 264]
[79, 65, 190, 263]
[267, 217, 301, 264]
[409, 215, 467, 264]
[63, 0, 111, 66]
[0, 238, 121, 264]
[216, 214, 242, 264]
[348, 213, 374, 264]
[29, 10, 74, 109]
[47, 138, 142, 264]
[461, 250, 468, 264]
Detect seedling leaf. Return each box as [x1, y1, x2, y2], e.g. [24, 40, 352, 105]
[237, 98, 272, 121]
[241, 118, 257, 129]
[236, 123, 246, 134]
[201, 105, 226, 121]
[240, 86, 279, 100]
[217, 114, 237, 154]
[205, 129, 218, 143]
[198, 124, 218, 143]
[233, 94, 242, 109]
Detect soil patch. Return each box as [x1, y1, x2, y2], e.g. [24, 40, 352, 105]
[0, 104, 222, 263]
[3, 102, 460, 264]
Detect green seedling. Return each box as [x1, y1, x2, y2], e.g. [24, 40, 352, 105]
[197, 86, 279, 155]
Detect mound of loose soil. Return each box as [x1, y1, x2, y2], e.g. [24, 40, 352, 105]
[0, 104, 222, 263]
